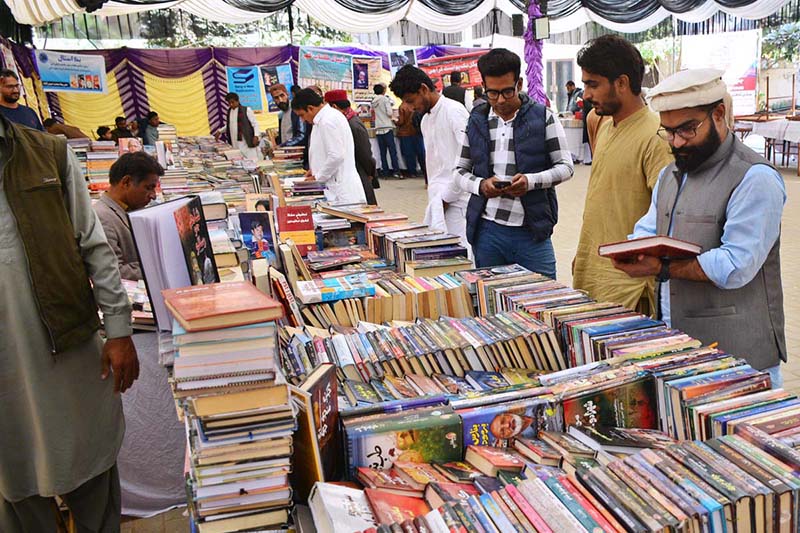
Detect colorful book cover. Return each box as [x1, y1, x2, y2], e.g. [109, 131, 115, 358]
[344, 406, 463, 476]
[562, 376, 659, 429]
[173, 196, 219, 285]
[432, 461, 483, 483]
[478, 493, 516, 532]
[365, 488, 431, 525]
[295, 273, 376, 304]
[357, 467, 421, 494]
[276, 205, 316, 255]
[457, 396, 559, 448]
[238, 211, 278, 263]
[465, 371, 511, 391]
[466, 446, 526, 471]
[394, 462, 451, 486]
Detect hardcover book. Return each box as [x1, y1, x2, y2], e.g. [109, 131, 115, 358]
[464, 446, 526, 477]
[365, 488, 431, 525]
[598, 235, 701, 260]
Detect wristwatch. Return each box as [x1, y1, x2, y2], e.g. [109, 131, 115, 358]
[656, 259, 671, 283]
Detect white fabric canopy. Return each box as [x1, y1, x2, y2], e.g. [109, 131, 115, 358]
[4, 0, 794, 40]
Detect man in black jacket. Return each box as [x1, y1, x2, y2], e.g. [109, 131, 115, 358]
[218, 92, 261, 160]
[442, 71, 466, 106]
[324, 90, 377, 205]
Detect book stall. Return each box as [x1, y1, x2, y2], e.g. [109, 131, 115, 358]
[120, 134, 800, 533]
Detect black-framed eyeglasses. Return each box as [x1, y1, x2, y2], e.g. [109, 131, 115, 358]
[657, 112, 712, 141]
[484, 86, 518, 101]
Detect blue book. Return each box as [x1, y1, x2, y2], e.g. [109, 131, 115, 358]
[478, 493, 515, 532]
[464, 371, 510, 391]
[467, 495, 500, 533]
[713, 397, 800, 434]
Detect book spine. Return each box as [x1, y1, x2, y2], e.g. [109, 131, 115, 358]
[466, 496, 499, 533]
[504, 483, 553, 533]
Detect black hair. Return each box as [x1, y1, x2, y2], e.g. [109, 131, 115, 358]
[330, 100, 351, 110]
[115, 116, 126, 125]
[566, 80, 575, 87]
[577, 35, 645, 96]
[389, 66, 435, 98]
[0, 68, 18, 80]
[290, 85, 301, 96]
[291, 88, 323, 110]
[450, 71, 462, 84]
[43, 118, 58, 128]
[225, 92, 239, 102]
[477, 49, 521, 81]
[473, 87, 483, 98]
[146, 111, 159, 121]
[109, 151, 164, 185]
[374, 84, 385, 95]
[97, 126, 111, 137]
[250, 220, 263, 231]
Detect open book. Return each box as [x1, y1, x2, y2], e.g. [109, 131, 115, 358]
[598, 235, 701, 260]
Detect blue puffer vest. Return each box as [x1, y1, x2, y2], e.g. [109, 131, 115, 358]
[464, 93, 558, 244]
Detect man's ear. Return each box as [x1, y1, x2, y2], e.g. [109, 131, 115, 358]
[120, 175, 133, 188]
[615, 74, 630, 94]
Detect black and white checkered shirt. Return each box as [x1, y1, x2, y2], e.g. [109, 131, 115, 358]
[455, 107, 574, 226]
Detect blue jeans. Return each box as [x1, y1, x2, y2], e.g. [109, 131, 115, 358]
[399, 134, 425, 175]
[377, 130, 400, 174]
[472, 219, 556, 279]
[764, 364, 783, 389]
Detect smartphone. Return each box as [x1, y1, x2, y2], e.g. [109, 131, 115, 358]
[494, 180, 512, 189]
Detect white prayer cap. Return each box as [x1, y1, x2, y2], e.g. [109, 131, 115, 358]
[647, 68, 732, 127]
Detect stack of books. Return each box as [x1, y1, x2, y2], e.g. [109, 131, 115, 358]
[160, 282, 296, 532]
[85, 149, 118, 197]
[308, 420, 800, 533]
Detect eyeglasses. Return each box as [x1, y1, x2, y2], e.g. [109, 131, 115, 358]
[484, 86, 518, 101]
[657, 112, 712, 141]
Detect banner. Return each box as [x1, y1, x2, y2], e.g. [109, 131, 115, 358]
[681, 29, 760, 116]
[298, 47, 353, 94]
[36, 50, 107, 94]
[260, 64, 294, 112]
[389, 49, 417, 76]
[352, 57, 382, 103]
[226, 66, 263, 112]
[418, 51, 485, 92]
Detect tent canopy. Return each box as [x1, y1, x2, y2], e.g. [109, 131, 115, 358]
[4, 0, 794, 33]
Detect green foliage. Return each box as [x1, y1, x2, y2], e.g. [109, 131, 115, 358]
[140, 9, 351, 48]
[762, 22, 800, 66]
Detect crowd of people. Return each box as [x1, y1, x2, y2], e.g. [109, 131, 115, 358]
[0, 33, 788, 531]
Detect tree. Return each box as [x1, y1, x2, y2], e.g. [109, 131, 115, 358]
[762, 22, 800, 68]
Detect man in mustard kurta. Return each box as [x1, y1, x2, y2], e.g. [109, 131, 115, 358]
[572, 35, 673, 314]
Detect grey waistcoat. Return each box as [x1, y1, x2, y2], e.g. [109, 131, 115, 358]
[656, 133, 786, 370]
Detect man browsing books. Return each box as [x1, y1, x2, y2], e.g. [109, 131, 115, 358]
[452, 49, 574, 277]
[95, 152, 164, 281]
[0, 113, 138, 530]
[572, 36, 673, 313]
[291, 88, 367, 205]
[218, 92, 261, 161]
[612, 69, 786, 385]
[390, 66, 470, 251]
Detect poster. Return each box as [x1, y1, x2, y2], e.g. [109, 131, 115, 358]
[260, 64, 294, 112]
[389, 49, 417, 76]
[681, 29, 760, 116]
[352, 57, 382, 103]
[36, 50, 107, 94]
[298, 47, 353, 94]
[226, 66, 263, 112]
[418, 51, 485, 92]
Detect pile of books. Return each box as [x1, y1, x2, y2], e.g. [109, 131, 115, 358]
[309, 420, 800, 533]
[85, 149, 118, 197]
[160, 282, 296, 532]
[277, 309, 562, 389]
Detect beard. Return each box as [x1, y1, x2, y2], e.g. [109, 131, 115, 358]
[276, 101, 289, 112]
[672, 121, 722, 174]
[2, 93, 19, 104]
[588, 85, 621, 116]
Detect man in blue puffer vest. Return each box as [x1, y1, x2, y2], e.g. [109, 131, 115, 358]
[454, 48, 574, 278]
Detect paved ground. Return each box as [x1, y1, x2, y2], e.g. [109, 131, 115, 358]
[125, 162, 800, 531]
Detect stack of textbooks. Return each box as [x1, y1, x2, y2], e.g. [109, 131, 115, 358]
[85, 149, 118, 197]
[159, 282, 297, 532]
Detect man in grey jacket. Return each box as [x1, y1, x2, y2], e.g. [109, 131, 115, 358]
[371, 84, 400, 178]
[94, 152, 164, 281]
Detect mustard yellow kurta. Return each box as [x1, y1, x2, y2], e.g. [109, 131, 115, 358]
[573, 106, 673, 313]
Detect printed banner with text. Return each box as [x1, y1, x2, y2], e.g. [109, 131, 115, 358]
[418, 51, 485, 92]
[352, 57, 383, 103]
[298, 47, 353, 94]
[260, 64, 294, 113]
[36, 50, 107, 94]
[226, 66, 263, 112]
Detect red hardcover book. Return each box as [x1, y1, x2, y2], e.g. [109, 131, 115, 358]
[464, 446, 526, 477]
[357, 467, 424, 497]
[505, 483, 553, 533]
[161, 281, 283, 331]
[598, 235, 701, 260]
[365, 488, 431, 525]
[276, 205, 316, 256]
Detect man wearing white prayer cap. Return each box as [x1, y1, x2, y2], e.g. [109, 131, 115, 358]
[612, 68, 787, 386]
